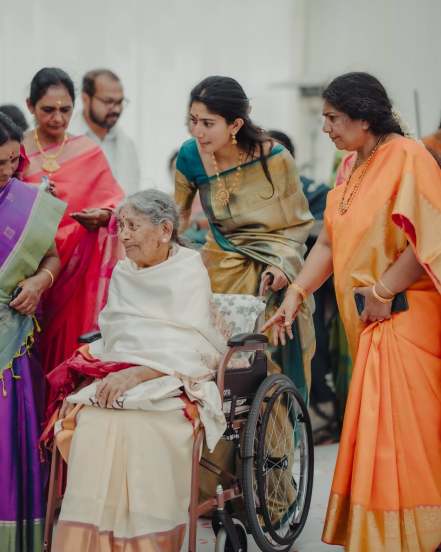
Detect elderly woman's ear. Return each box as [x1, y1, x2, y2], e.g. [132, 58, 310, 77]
[160, 220, 174, 245]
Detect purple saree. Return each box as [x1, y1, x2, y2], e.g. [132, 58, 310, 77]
[0, 178, 65, 552]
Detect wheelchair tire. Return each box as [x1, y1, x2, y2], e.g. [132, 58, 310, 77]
[214, 518, 248, 552]
[242, 374, 314, 552]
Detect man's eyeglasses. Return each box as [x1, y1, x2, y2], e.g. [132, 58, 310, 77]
[92, 96, 129, 109]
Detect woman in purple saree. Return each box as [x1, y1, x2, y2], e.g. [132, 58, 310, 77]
[0, 113, 65, 552]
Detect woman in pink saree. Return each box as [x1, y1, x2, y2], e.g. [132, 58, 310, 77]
[22, 68, 124, 374]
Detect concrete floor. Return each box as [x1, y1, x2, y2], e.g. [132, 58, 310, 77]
[191, 443, 342, 551]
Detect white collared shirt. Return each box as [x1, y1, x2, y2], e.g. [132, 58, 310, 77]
[70, 112, 140, 196]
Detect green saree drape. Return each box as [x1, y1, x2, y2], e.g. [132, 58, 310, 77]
[176, 138, 315, 397]
[176, 139, 316, 507]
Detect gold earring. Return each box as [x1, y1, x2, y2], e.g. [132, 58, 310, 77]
[231, 134, 237, 146]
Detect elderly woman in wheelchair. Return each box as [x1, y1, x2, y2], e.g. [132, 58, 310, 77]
[44, 189, 313, 552]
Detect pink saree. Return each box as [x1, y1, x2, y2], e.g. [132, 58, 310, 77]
[23, 135, 124, 374]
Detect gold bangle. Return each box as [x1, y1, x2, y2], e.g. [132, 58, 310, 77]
[378, 278, 395, 298]
[41, 268, 54, 288]
[289, 282, 308, 302]
[372, 284, 393, 304]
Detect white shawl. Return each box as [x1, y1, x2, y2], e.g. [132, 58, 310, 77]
[68, 246, 227, 450]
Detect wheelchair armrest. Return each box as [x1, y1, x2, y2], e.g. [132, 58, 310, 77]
[78, 331, 102, 344]
[227, 333, 268, 347]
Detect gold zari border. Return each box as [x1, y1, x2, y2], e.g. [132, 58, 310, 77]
[322, 493, 441, 552]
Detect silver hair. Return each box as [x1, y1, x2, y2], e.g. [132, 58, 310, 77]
[116, 189, 183, 244]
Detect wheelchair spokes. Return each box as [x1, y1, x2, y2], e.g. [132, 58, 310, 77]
[242, 374, 314, 552]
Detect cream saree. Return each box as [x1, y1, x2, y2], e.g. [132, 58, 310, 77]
[52, 246, 226, 551]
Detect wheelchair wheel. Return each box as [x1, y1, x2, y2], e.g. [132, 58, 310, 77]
[242, 374, 314, 552]
[214, 518, 248, 552]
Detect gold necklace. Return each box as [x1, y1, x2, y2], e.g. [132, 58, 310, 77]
[211, 150, 245, 207]
[339, 135, 385, 215]
[34, 128, 67, 173]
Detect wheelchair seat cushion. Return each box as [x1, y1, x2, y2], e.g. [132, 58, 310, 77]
[210, 294, 265, 341]
[210, 294, 266, 368]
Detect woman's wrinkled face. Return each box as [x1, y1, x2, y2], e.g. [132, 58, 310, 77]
[28, 85, 74, 140]
[189, 101, 237, 154]
[322, 100, 368, 151]
[117, 205, 172, 268]
[0, 140, 20, 187]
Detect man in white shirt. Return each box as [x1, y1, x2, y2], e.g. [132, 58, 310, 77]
[70, 69, 140, 195]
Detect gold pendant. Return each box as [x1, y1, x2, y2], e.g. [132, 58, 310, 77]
[215, 186, 230, 207]
[42, 158, 60, 173]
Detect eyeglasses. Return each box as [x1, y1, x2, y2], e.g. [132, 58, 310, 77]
[92, 96, 129, 109]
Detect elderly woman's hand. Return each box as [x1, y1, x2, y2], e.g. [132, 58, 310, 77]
[71, 208, 111, 231]
[95, 366, 162, 408]
[355, 286, 392, 323]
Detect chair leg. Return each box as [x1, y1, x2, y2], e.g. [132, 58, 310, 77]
[43, 446, 61, 552]
[188, 429, 204, 552]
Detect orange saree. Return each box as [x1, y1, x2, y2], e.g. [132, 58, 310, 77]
[23, 135, 124, 374]
[322, 136, 441, 551]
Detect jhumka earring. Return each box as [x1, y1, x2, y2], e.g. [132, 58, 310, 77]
[231, 134, 237, 146]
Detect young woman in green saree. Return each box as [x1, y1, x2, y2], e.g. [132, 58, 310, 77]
[175, 76, 315, 504]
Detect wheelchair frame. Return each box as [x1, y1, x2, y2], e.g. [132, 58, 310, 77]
[43, 332, 313, 552]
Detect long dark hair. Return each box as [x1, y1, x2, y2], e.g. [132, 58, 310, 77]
[0, 112, 23, 147]
[29, 67, 75, 106]
[189, 76, 274, 185]
[322, 72, 404, 136]
[0, 105, 28, 132]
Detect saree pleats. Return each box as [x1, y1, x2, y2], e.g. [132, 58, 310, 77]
[0, 354, 46, 552]
[323, 137, 441, 550]
[53, 407, 194, 552]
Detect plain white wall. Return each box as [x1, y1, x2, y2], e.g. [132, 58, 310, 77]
[1, 0, 440, 188]
[298, 0, 441, 180]
[0, 0, 305, 191]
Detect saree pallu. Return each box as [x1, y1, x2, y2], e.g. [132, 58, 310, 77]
[331, 152, 357, 418]
[23, 135, 124, 374]
[0, 179, 65, 552]
[322, 136, 441, 551]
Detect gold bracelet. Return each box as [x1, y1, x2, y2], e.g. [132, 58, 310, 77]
[41, 268, 54, 288]
[289, 282, 308, 302]
[372, 284, 393, 304]
[378, 278, 395, 298]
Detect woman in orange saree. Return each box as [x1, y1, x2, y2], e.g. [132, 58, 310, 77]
[263, 72, 441, 551]
[22, 68, 124, 374]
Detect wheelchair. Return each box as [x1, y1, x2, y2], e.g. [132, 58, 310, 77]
[43, 330, 314, 552]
